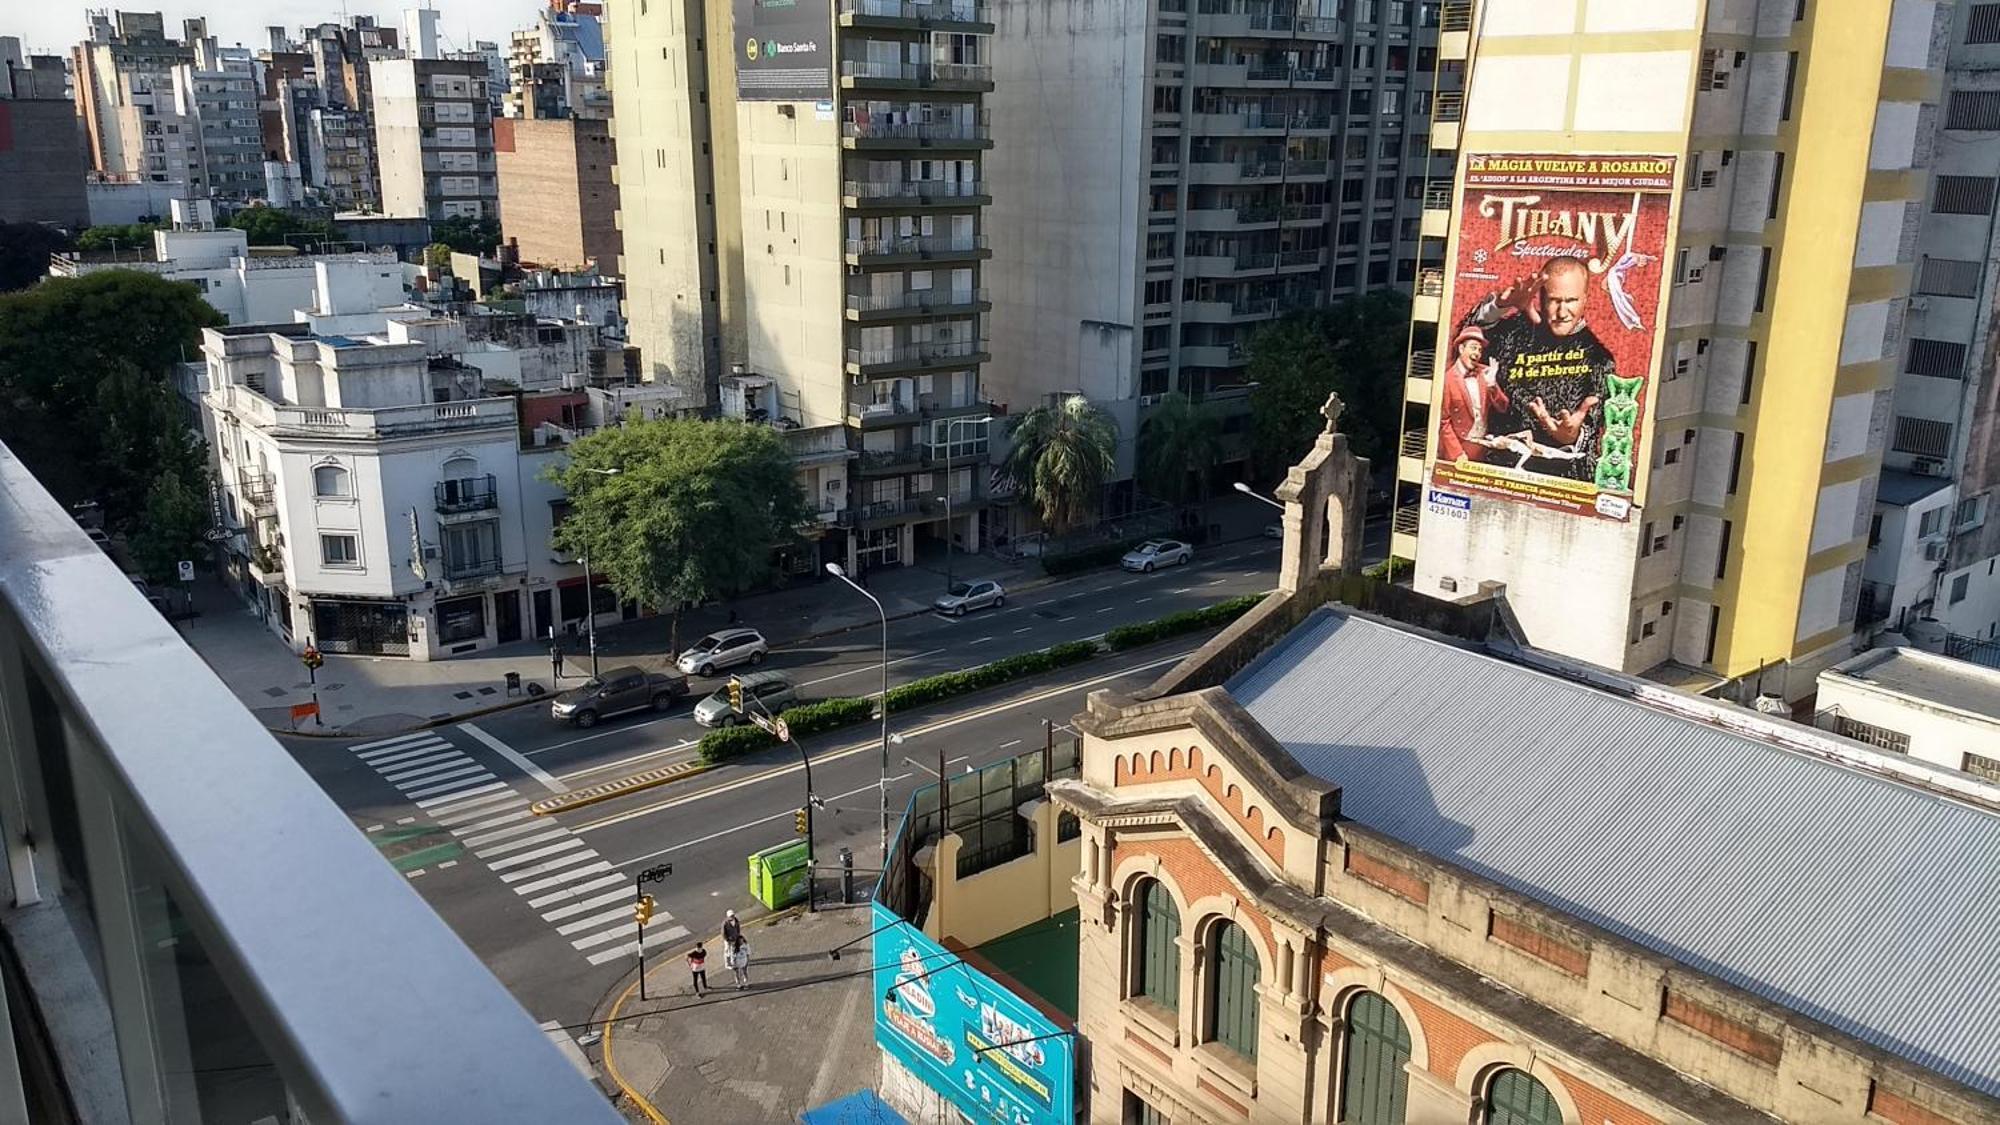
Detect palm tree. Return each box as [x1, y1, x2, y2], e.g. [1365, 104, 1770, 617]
[1005, 395, 1119, 536]
[1137, 392, 1221, 512]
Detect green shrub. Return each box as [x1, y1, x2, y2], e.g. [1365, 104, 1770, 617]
[697, 724, 776, 763]
[1104, 593, 1266, 651]
[1362, 555, 1412, 582]
[780, 696, 875, 737]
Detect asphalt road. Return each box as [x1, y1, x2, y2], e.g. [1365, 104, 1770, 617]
[278, 541, 1288, 1025]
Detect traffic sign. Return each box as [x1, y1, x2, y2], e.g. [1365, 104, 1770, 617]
[747, 710, 776, 735]
[176, 560, 195, 582]
[773, 718, 791, 743]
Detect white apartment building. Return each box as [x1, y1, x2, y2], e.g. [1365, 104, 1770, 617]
[1817, 646, 2000, 781]
[172, 38, 268, 201]
[72, 11, 201, 191]
[308, 107, 379, 211]
[200, 266, 591, 660]
[371, 56, 500, 220]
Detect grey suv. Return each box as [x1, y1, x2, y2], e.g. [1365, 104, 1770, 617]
[693, 671, 799, 728]
[549, 666, 689, 728]
[676, 628, 770, 677]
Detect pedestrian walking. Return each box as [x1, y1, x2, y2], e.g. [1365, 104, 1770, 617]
[687, 942, 709, 996]
[721, 908, 742, 947]
[726, 936, 752, 990]
[727, 607, 740, 626]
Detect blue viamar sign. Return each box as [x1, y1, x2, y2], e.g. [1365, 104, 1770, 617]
[871, 901, 1075, 1124]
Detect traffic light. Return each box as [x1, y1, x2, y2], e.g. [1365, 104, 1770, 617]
[728, 676, 744, 713]
[633, 894, 655, 927]
[794, 807, 809, 835]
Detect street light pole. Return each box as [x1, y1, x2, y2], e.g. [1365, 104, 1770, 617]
[1233, 479, 1285, 511]
[936, 414, 993, 592]
[826, 562, 891, 865]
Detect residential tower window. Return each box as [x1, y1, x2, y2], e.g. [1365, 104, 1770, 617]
[320, 534, 358, 566]
[1133, 879, 1181, 1009]
[313, 464, 351, 498]
[1484, 1069, 1559, 1125]
[1339, 991, 1411, 1125]
[1205, 920, 1258, 1058]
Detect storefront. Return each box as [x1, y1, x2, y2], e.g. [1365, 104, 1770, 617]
[310, 598, 410, 656]
[435, 594, 489, 651]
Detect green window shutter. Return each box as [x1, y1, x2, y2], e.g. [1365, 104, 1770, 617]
[1140, 881, 1182, 1010]
[1485, 1069, 1560, 1125]
[1209, 921, 1260, 1059]
[1339, 991, 1411, 1125]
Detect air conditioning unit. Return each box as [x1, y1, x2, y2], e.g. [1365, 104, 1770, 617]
[1924, 540, 1948, 562]
[1911, 457, 1949, 477]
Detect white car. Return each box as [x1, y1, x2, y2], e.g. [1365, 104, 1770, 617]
[675, 627, 769, 677]
[934, 579, 1004, 616]
[1121, 539, 1194, 573]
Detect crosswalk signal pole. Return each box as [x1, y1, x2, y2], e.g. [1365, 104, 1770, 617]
[633, 894, 657, 1000]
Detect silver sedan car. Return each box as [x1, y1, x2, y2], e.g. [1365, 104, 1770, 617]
[933, 579, 1005, 616]
[1121, 539, 1194, 572]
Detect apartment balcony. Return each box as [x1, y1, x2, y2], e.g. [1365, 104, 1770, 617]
[921, 396, 994, 421]
[435, 474, 499, 520]
[857, 497, 926, 526]
[923, 438, 991, 468]
[856, 446, 925, 475]
[249, 543, 286, 587]
[844, 339, 990, 376]
[849, 398, 918, 429]
[1245, 63, 1340, 86]
[845, 288, 991, 322]
[238, 469, 277, 517]
[839, 0, 994, 31]
[1414, 267, 1444, 321]
[1189, 110, 1333, 135]
[1432, 91, 1464, 150]
[440, 553, 528, 587]
[1419, 179, 1453, 239]
[815, 500, 856, 528]
[844, 233, 992, 266]
[1193, 9, 1344, 38]
[1406, 349, 1435, 404]
[842, 178, 991, 208]
[841, 118, 993, 151]
[223, 385, 518, 439]
[919, 484, 984, 516]
[0, 442, 617, 1125]
[839, 59, 995, 93]
[1440, 0, 1472, 57]
[1179, 342, 1248, 368]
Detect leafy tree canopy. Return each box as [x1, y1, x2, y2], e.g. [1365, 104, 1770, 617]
[0, 271, 221, 525]
[1245, 289, 1410, 475]
[228, 205, 334, 247]
[1005, 395, 1119, 537]
[1136, 391, 1222, 509]
[431, 216, 502, 256]
[545, 419, 811, 647]
[74, 223, 161, 253]
[0, 222, 73, 293]
[129, 467, 210, 583]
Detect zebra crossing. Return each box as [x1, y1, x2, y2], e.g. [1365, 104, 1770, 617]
[349, 730, 689, 967]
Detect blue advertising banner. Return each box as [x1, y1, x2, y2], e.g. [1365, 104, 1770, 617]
[871, 901, 1074, 1124]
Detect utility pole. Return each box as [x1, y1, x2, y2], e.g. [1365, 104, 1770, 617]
[633, 863, 671, 1000]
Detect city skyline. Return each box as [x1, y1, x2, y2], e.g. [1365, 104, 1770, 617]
[6, 0, 544, 55]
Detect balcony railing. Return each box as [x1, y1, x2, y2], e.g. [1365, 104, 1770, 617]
[843, 178, 988, 201]
[1392, 503, 1422, 534]
[238, 469, 276, 506]
[1423, 180, 1453, 209]
[1434, 91, 1465, 122]
[840, 0, 990, 19]
[0, 442, 617, 1125]
[859, 497, 925, 522]
[846, 338, 989, 369]
[1236, 201, 1327, 224]
[436, 474, 498, 514]
[858, 446, 925, 472]
[443, 552, 505, 580]
[1408, 350, 1437, 379]
[1417, 267, 1446, 297]
[1399, 429, 1429, 458]
[846, 288, 989, 314]
[845, 233, 989, 258]
[223, 385, 518, 438]
[840, 60, 994, 85]
[841, 119, 991, 143]
[1440, 0, 1473, 32]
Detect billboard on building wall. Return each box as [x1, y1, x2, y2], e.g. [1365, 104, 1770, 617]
[733, 0, 834, 101]
[870, 900, 1075, 1125]
[1431, 153, 1678, 521]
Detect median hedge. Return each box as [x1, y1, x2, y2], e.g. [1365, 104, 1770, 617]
[1104, 593, 1265, 651]
[694, 598, 1253, 763]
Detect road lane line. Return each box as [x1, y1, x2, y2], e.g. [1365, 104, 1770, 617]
[417, 780, 509, 810]
[462, 721, 569, 794]
[1135, 597, 1152, 604]
[998, 739, 1021, 749]
[574, 648, 1195, 836]
[610, 777, 890, 867]
[796, 647, 946, 689]
[523, 715, 693, 756]
[1012, 627, 1031, 634]
[511, 860, 613, 895]
[971, 636, 992, 645]
[1054, 615, 1075, 622]
[527, 873, 625, 909]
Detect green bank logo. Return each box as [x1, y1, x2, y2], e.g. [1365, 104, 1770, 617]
[744, 36, 761, 60]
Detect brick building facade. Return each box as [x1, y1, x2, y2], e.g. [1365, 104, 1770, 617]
[494, 116, 620, 272]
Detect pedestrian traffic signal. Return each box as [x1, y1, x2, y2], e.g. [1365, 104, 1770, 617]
[634, 894, 656, 927]
[728, 676, 744, 713]
[794, 807, 808, 835]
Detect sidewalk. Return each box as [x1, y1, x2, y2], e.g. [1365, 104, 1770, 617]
[181, 492, 1282, 737]
[178, 549, 1043, 737]
[595, 907, 881, 1124]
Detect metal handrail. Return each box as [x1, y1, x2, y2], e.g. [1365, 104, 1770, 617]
[0, 441, 616, 1124]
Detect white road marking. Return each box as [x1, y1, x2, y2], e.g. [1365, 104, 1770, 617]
[351, 730, 444, 755]
[524, 716, 691, 757]
[573, 925, 645, 951]
[1206, 578, 1225, 585]
[556, 905, 637, 936]
[423, 786, 521, 818]
[405, 869, 425, 878]
[586, 928, 688, 965]
[553, 739, 698, 780]
[388, 760, 483, 787]
[487, 837, 588, 871]
[1170, 587, 1193, 594]
[462, 818, 558, 848]
[527, 872, 626, 909]
[438, 860, 458, 869]
[1095, 607, 1113, 614]
[433, 796, 528, 828]
[1054, 615, 1075, 623]
[541, 887, 633, 921]
[450, 808, 534, 837]
[611, 777, 903, 867]
[360, 743, 457, 769]
[1135, 597, 1152, 604]
[395, 817, 417, 825]
[970, 636, 992, 645]
[417, 780, 509, 810]
[1012, 627, 1031, 634]
[364, 824, 385, 833]
[404, 771, 497, 800]
[796, 647, 946, 689]
[998, 739, 1021, 749]
[462, 721, 569, 794]
[471, 825, 572, 859]
[510, 859, 613, 894]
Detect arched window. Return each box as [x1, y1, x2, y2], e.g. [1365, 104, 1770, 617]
[1339, 991, 1410, 1125]
[1484, 1069, 1559, 1125]
[1132, 879, 1180, 1010]
[1206, 919, 1259, 1058]
[312, 464, 350, 498]
[442, 455, 478, 480]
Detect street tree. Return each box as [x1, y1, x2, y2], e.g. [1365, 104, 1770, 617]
[228, 205, 334, 248]
[73, 223, 161, 253]
[432, 216, 502, 256]
[1245, 290, 1409, 475]
[545, 418, 811, 651]
[129, 467, 210, 584]
[0, 271, 221, 523]
[1136, 391, 1221, 512]
[0, 221, 72, 293]
[1004, 395, 1119, 537]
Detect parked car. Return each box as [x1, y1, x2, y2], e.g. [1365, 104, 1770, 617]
[1263, 522, 1283, 540]
[693, 671, 799, 728]
[549, 666, 689, 728]
[933, 579, 1005, 616]
[1121, 539, 1194, 572]
[675, 627, 769, 676]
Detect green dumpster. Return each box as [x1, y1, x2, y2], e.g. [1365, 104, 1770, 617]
[748, 839, 812, 909]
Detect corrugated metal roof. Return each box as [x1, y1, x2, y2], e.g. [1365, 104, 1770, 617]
[1228, 609, 2000, 1097]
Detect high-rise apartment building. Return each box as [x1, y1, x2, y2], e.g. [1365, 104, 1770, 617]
[1859, 1, 2000, 645]
[72, 11, 199, 190]
[306, 17, 400, 208]
[1398, 0, 1935, 702]
[372, 57, 499, 221]
[985, 0, 1445, 480]
[602, 0, 734, 401]
[308, 108, 379, 211]
[509, 1, 609, 120]
[173, 38, 268, 201]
